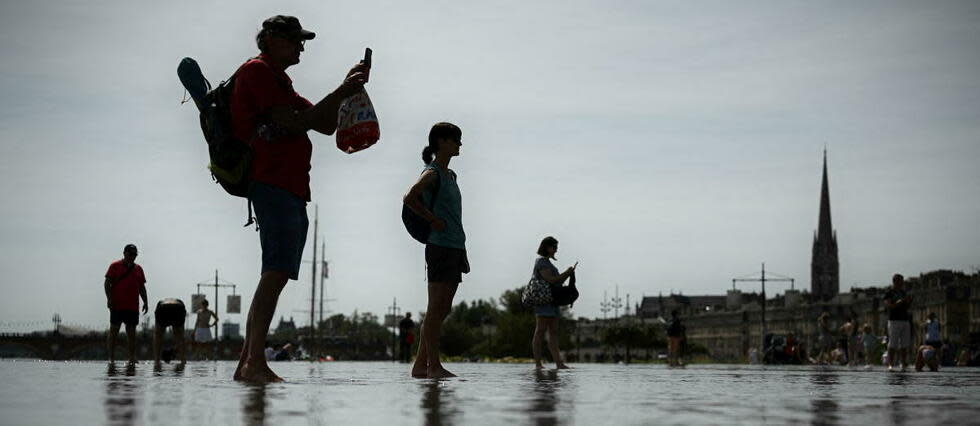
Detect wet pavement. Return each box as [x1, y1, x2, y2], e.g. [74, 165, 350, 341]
[1, 360, 978, 425]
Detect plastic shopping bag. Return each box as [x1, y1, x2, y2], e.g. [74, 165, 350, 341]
[336, 89, 380, 154]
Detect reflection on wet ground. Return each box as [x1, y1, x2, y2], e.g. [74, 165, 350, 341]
[1, 360, 978, 425]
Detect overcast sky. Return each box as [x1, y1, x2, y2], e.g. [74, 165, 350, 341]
[1, 0, 978, 331]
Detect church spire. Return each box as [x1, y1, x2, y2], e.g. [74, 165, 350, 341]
[818, 149, 833, 241]
[811, 148, 839, 301]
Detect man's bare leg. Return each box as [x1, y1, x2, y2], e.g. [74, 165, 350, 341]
[175, 326, 186, 364]
[153, 326, 163, 367]
[423, 281, 458, 379]
[107, 323, 121, 363]
[125, 323, 138, 364]
[236, 270, 289, 382]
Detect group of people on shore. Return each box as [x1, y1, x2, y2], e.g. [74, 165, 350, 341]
[807, 274, 946, 372]
[103, 244, 221, 366]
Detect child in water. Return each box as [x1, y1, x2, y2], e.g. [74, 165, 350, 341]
[861, 324, 877, 368]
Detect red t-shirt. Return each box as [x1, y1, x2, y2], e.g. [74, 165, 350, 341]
[230, 55, 315, 201]
[106, 260, 146, 311]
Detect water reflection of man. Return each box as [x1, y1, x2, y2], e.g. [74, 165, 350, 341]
[242, 384, 268, 426]
[105, 362, 141, 424]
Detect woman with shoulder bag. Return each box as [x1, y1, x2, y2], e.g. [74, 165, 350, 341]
[531, 236, 575, 370]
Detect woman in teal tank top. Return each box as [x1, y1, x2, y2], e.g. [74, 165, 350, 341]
[402, 122, 468, 379]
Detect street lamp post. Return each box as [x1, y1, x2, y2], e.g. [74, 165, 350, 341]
[732, 263, 795, 355]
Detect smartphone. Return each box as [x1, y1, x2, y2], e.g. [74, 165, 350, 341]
[363, 48, 372, 67]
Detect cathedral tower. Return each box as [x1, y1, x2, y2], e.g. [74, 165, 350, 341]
[811, 150, 839, 301]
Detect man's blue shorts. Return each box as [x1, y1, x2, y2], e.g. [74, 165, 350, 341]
[249, 182, 309, 280]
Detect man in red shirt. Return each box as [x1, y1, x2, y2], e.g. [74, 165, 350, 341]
[104, 244, 148, 364]
[231, 15, 369, 383]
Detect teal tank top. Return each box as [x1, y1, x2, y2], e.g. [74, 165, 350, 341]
[422, 163, 465, 249]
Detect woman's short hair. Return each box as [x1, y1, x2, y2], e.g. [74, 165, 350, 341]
[537, 236, 558, 258]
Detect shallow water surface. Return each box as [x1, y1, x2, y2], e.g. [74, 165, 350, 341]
[1, 360, 978, 425]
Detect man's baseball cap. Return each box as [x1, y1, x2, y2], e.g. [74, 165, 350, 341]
[262, 15, 316, 40]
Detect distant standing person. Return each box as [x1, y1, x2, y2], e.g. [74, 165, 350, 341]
[860, 324, 877, 368]
[815, 312, 834, 364]
[530, 236, 574, 370]
[884, 274, 913, 371]
[923, 312, 942, 361]
[398, 312, 416, 363]
[153, 298, 187, 367]
[104, 244, 148, 365]
[193, 299, 218, 358]
[838, 315, 855, 365]
[231, 15, 370, 383]
[666, 310, 686, 367]
[403, 122, 469, 378]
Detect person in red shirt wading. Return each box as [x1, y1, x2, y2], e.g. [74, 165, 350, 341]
[231, 15, 369, 383]
[104, 244, 148, 365]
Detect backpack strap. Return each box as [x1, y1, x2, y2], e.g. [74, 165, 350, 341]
[112, 263, 136, 288]
[245, 198, 257, 230]
[422, 166, 443, 211]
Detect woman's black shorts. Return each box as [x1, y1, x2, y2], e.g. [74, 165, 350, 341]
[425, 244, 470, 284]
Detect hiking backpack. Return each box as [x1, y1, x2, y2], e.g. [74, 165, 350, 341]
[177, 57, 252, 199]
[401, 168, 453, 244]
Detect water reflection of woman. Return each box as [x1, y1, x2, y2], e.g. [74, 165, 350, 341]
[529, 369, 561, 425]
[421, 381, 458, 426]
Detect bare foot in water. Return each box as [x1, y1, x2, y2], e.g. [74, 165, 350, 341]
[556, 363, 571, 369]
[236, 363, 284, 383]
[534, 363, 545, 370]
[411, 365, 428, 378]
[427, 367, 457, 379]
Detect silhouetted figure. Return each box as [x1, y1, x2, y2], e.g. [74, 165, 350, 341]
[667, 310, 686, 367]
[923, 312, 942, 361]
[861, 323, 878, 367]
[231, 15, 369, 383]
[531, 236, 574, 370]
[884, 274, 912, 371]
[403, 122, 469, 379]
[815, 312, 834, 364]
[915, 344, 939, 372]
[838, 315, 855, 365]
[193, 299, 218, 359]
[153, 298, 187, 367]
[104, 244, 148, 365]
[399, 312, 416, 363]
[274, 343, 293, 361]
